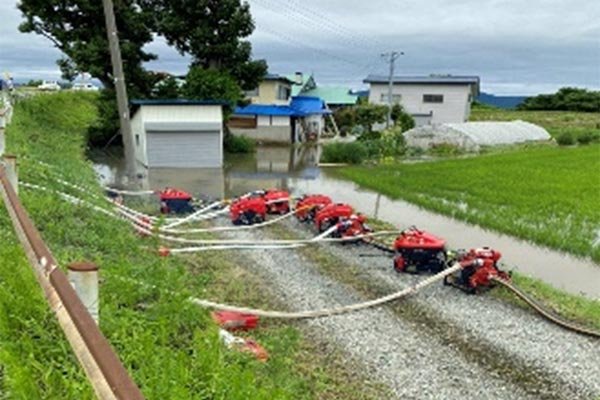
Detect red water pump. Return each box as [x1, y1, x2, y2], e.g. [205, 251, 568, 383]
[230, 196, 267, 225]
[314, 203, 354, 232]
[295, 194, 332, 222]
[444, 247, 510, 294]
[159, 188, 194, 214]
[335, 214, 372, 239]
[393, 227, 447, 274]
[263, 189, 291, 215]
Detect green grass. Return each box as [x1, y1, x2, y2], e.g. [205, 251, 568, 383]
[0, 92, 382, 399]
[470, 108, 600, 139]
[338, 145, 600, 263]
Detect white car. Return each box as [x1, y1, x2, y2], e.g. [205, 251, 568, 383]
[72, 82, 99, 92]
[37, 80, 61, 91]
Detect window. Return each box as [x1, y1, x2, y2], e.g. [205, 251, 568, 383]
[380, 93, 402, 103]
[135, 134, 140, 146]
[245, 87, 259, 97]
[277, 85, 291, 100]
[423, 94, 444, 103]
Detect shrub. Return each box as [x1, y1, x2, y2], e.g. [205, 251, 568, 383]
[321, 142, 367, 164]
[224, 133, 256, 153]
[576, 131, 595, 145]
[556, 132, 575, 146]
[429, 143, 463, 156]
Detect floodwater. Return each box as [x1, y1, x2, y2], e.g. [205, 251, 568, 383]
[91, 145, 600, 299]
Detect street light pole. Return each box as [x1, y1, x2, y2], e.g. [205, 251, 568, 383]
[102, 0, 138, 182]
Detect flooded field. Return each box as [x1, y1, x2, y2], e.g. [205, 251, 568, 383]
[92, 145, 600, 299]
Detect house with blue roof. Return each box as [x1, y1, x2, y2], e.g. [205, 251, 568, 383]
[229, 96, 331, 144]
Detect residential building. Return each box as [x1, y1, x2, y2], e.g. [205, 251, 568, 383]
[288, 72, 358, 109]
[363, 74, 480, 126]
[229, 96, 331, 144]
[246, 74, 294, 105]
[130, 99, 225, 168]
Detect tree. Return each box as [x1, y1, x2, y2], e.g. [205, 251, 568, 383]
[18, 0, 156, 96]
[155, 0, 267, 91]
[355, 104, 388, 133]
[182, 67, 243, 115]
[391, 103, 415, 132]
[518, 87, 600, 112]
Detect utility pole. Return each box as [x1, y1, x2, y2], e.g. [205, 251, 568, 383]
[382, 51, 403, 128]
[102, 0, 138, 182]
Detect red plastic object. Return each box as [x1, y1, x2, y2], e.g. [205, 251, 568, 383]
[314, 203, 354, 232]
[240, 339, 269, 362]
[264, 189, 290, 214]
[295, 194, 332, 221]
[230, 196, 267, 225]
[158, 246, 171, 257]
[212, 311, 259, 331]
[159, 187, 193, 201]
[393, 227, 446, 251]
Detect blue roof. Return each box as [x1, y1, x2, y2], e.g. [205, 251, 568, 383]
[290, 96, 331, 115]
[234, 96, 331, 117]
[234, 104, 297, 116]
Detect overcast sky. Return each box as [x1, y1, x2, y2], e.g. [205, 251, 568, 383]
[1, 0, 599, 95]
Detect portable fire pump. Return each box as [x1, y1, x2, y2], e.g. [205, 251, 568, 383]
[295, 194, 332, 222]
[314, 203, 354, 232]
[263, 189, 291, 214]
[159, 188, 194, 214]
[334, 214, 372, 239]
[393, 227, 447, 274]
[229, 196, 267, 225]
[443, 247, 510, 294]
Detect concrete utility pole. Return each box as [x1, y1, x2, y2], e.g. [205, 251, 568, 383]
[102, 0, 138, 182]
[382, 51, 403, 128]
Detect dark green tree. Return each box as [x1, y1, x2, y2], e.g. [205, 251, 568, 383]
[155, 0, 267, 91]
[18, 0, 157, 95]
[391, 103, 415, 132]
[182, 67, 243, 113]
[518, 87, 600, 112]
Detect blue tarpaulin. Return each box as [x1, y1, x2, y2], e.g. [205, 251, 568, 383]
[234, 96, 331, 117]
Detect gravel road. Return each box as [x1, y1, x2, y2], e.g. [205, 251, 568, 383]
[215, 216, 599, 399]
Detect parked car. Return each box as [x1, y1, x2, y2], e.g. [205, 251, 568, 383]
[72, 82, 99, 92]
[37, 80, 61, 91]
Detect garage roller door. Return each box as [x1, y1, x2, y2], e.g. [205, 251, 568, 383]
[147, 131, 222, 168]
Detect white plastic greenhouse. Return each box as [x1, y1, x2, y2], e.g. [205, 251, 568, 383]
[403, 121, 552, 151]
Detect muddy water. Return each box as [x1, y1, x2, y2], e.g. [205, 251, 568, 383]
[91, 146, 600, 299]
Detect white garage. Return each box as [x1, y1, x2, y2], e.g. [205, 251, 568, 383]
[131, 100, 225, 168]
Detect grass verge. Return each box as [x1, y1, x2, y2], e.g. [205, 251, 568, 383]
[0, 92, 380, 399]
[337, 145, 600, 263]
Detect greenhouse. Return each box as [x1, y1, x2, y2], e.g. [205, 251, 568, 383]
[403, 121, 552, 151]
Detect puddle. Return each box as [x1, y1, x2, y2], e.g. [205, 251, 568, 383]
[91, 145, 600, 299]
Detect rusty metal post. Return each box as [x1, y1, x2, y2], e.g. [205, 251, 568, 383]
[68, 262, 100, 324]
[3, 154, 18, 194]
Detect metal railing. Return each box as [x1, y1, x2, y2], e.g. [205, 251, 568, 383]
[0, 162, 144, 400]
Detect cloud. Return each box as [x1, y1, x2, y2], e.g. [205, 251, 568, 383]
[1, 0, 599, 94]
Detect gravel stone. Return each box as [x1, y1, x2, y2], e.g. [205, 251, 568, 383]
[217, 218, 563, 400]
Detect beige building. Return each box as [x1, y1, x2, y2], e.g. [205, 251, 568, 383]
[364, 75, 480, 127]
[246, 74, 294, 105]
